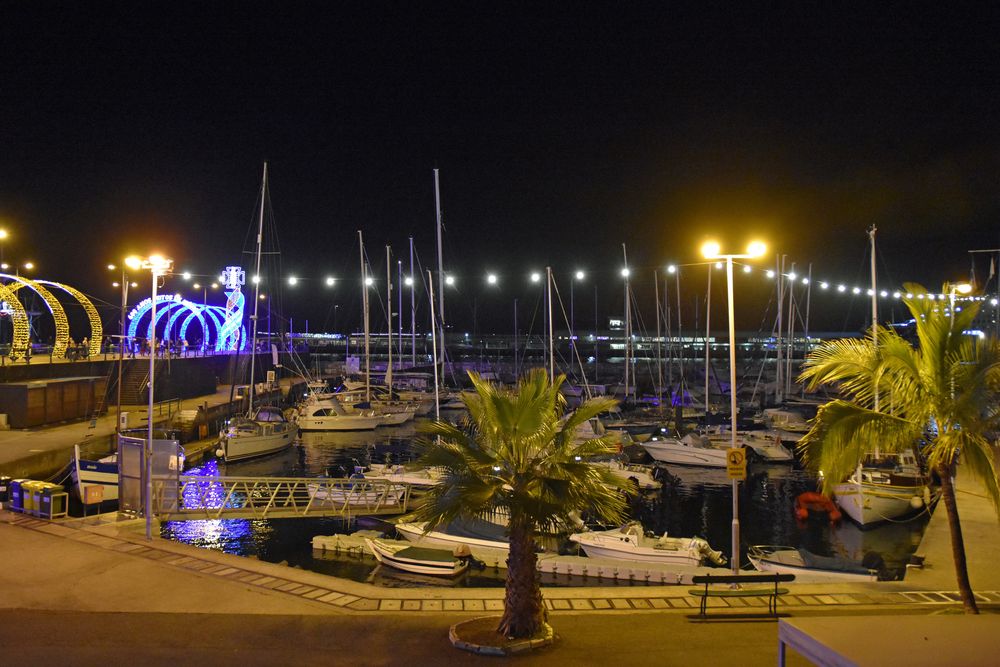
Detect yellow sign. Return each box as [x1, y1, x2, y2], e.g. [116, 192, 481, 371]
[726, 448, 747, 480]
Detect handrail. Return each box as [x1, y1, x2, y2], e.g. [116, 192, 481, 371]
[162, 475, 413, 520]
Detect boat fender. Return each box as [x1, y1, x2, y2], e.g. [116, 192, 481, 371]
[910, 495, 924, 509]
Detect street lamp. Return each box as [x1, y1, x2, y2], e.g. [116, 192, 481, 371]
[948, 282, 973, 327]
[487, 273, 498, 285]
[571, 270, 585, 355]
[701, 239, 766, 575]
[133, 253, 173, 541]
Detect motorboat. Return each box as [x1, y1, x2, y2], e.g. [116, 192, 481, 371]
[748, 545, 878, 582]
[294, 395, 383, 431]
[395, 519, 511, 553]
[569, 522, 726, 566]
[217, 406, 298, 463]
[308, 477, 406, 507]
[740, 431, 795, 462]
[365, 463, 445, 487]
[593, 459, 660, 491]
[760, 408, 811, 433]
[640, 433, 731, 467]
[365, 537, 470, 577]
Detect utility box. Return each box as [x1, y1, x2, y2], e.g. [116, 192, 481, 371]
[120, 412, 132, 430]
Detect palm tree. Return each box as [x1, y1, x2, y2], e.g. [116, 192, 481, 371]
[410, 369, 630, 639]
[798, 283, 1000, 613]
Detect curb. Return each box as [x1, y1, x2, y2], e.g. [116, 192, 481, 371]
[449, 616, 555, 656]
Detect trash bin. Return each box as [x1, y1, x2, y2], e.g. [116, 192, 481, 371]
[8, 479, 26, 511]
[0, 476, 10, 503]
[21, 480, 42, 514]
[39, 485, 66, 519]
[30, 481, 52, 516]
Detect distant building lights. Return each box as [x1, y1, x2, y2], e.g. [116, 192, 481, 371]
[879, 290, 887, 297]
[892, 291, 901, 299]
[991, 298, 998, 306]
[819, 282, 829, 289]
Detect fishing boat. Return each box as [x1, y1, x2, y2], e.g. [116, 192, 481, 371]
[216, 164, 299, 462]
[70, 444, 118, 502]
[748, 545, 878, 582]
[365, 537, 469, 577]
[640, 433, 731, 467]
[569, 522, 726, 566]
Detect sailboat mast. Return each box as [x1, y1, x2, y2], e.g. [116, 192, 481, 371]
[247, 162, 267, 416]
[775, 254, 785, 405]
[705, 263, 712, 414]
[869, 226, 879, 412]
[434, 169, 446, 373]
[546, 266, 554, 383]
[426, 270, 440, 420]
[409, 236, 416, 367]
[655, 270, 663, 414]
[785, 262, 795, 397]
[622, 244, 630, 402]
[386, 245, 393, 393]
[358, 231, 370, 402]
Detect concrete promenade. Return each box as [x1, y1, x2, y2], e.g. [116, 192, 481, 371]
[2, 471, 999, 665]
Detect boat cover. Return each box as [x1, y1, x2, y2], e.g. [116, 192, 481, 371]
[798, 548, 872, 575]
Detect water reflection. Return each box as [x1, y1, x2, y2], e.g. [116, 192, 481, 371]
[162, 422, 930, 585]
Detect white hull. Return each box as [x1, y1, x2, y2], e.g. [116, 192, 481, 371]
[834, 478, 926, 526]
[297, 414, 382, 431]
[378, 410, 414, 426]
[748, 546, 877, 582]
[365, 538, 467, 576]
[310, 483, 404, 506]
[569, 524, 725, 566]
[366, 464, 444, 487]
[220, 425, 297, 463]
[640, 439, 729, 467]
[395, 521, 509, 552]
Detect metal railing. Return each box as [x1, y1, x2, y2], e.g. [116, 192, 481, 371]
[157, 475, 413, 520]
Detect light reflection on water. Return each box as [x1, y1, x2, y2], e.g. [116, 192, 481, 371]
[161, 421, 930, 586]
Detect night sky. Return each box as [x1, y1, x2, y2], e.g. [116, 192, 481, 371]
[3, 4, 999, 335]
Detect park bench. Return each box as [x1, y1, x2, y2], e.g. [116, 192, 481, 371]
[689, 572, 795, 618]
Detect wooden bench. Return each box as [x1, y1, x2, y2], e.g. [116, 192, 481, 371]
[689, 572, 795, 618]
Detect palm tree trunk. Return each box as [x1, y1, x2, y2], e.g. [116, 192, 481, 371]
[936, 461, 979, 614]
[497, 518, 547, 638]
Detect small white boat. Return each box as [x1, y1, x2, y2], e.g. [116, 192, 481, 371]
[594, 460, 660, 490]
[748, 545, 878, 582]
[640, 433, 731, 467]
[365, 463, 445, 487]
[761, 408, 811, 433]
[71, 444, 119, 502]
[308, 479, 406, 507]
[395, 520, 511, 553]
[569, 522, 726, 566]
[365, 537, 469, 577]
[833, 470, 930, 526]
[217, 407, 298, 463]
[740, 431, 795, 462]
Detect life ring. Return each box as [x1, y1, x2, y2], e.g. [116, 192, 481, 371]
[795, 491, 842, 524]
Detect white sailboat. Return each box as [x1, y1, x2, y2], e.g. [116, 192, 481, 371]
[217, 163, 298, 462]
[831, 228, 931, 526]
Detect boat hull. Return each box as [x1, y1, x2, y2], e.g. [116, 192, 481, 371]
[72, 456, 119, 501]
[296, 415, 382, 431]
[834, 479, 927, 526]
[748, 546, 877, 582]
[366, 538, 467, 576]
[640, 440, 729, 467]
[395, 521, 510, 552]
[220, 426, 297, 462]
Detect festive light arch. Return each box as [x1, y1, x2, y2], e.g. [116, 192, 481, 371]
[126, 295, 241, 351]
[1, 275, 72, 358]
[36, 280, 103, 359]
[0, 282, 30, 360]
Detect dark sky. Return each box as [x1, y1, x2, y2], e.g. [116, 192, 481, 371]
[2, 3, 1000, 335]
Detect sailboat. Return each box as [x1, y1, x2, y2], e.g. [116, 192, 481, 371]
[217, 163, 299, 462]
[831, 228, 931, 526]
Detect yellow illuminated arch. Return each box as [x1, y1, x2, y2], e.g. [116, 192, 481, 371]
[37, 280, 103, 358]
[0, 282, 30, 360]
[3, 276, 71, 359]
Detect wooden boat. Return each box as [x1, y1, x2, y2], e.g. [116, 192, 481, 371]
[748, 545, 878, 582]
[71, 444, 119, 502]
[365, 537, 469, 576]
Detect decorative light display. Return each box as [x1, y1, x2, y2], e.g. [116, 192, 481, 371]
[0, 274, 102, 359]
[37, 280, 103, 359]
[218, 266, 246, 351]
[3, 276, 71, 358]
[0, 281, 30, 359]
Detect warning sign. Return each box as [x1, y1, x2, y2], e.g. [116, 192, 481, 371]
[726, 448, 747, 480]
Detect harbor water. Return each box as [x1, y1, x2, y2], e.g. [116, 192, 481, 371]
[161, 420, 930, 587]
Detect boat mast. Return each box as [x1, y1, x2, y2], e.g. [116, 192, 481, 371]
[869, 226, 879, 412]
[247, 162, 267, 416]
[434, 169, 446, 377]
[775, 254, 784, 405]
[386, 245, 393, 394]
[654, 270, 663, 415]
[705, 262, 712, 415]
[622, 243, 630, 402]
[547, 266, 554, 383]
[426, 270, 440, 419]
[409, 236, 416, 368]
[675, 267, 684, 410]
[785, 262, 795, 398]
[358, 230, 370, 402]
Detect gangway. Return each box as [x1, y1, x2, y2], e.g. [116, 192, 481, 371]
[155, 475, 414, 521]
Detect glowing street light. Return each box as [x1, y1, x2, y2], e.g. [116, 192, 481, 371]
[620, 267, 630, 278]
[444, 275, 455, 286]
[575, 270, 585, 281]
[364, 276, 374, 287]
[288, 276, 298, 286]
[404, 276, 414, 287]
[699, 238, 767, 576]
[487, 273, 498, 285]
[325, 276, 336, 287]
[530, 272, 541, 283]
